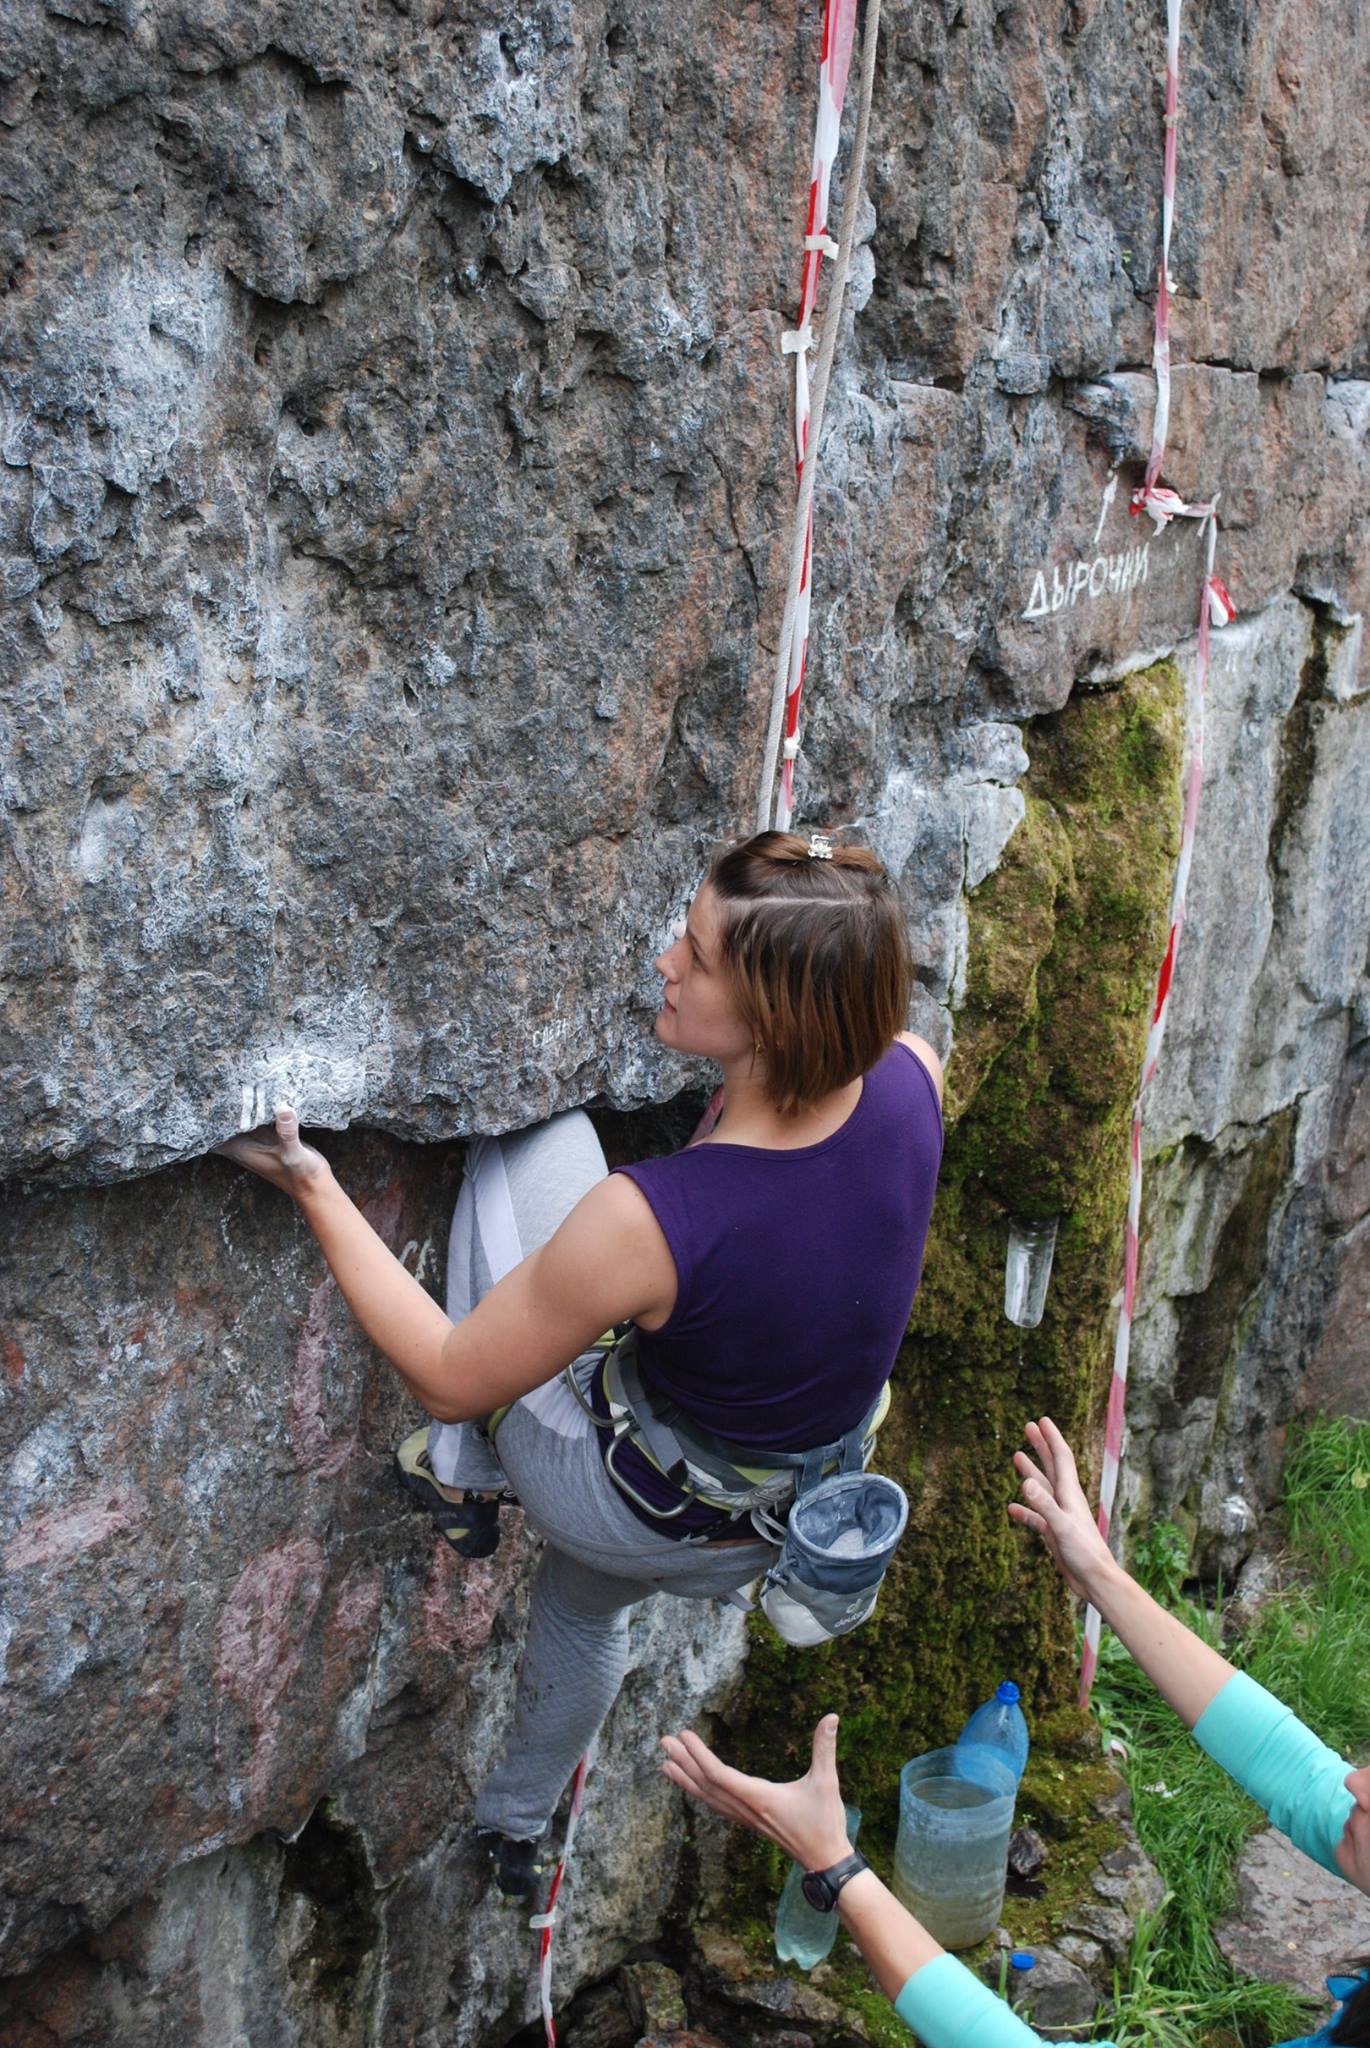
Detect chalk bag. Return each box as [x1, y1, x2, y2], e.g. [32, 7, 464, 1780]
[759, 1472, 909, 1648]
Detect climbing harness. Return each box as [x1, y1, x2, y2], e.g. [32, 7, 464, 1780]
[756, 0, 882, 832]
[569, 1323, 887, 1518]
[1080, 0, 1237, 1706]
[566, 1325, 907, 1646]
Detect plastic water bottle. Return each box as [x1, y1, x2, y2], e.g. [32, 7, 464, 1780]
[774, 1804, 861, 1968]
[1004, 1217, 1059, 1328]
[956, 1681, 1030, 1782]
[893, 1746, 1016, 1949]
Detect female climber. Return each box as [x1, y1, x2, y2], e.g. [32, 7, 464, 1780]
[661, 1415, 1370, 2048]
[217, 829, 944, 1904]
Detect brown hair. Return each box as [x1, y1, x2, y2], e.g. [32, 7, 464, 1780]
[706, 830, 914, 1117]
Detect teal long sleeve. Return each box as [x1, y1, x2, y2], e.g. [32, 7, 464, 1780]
[1193, 1671, 1354, 1875]
[893, 1954, 1118, 2048]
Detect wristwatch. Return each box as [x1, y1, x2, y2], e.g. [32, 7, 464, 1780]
[800, 1850, 870, 1912]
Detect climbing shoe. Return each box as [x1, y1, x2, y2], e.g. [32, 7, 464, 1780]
[395, 1426, 513, 1560]
[477, 1828, 554, 1905]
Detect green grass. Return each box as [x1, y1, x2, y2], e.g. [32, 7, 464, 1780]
[1088, 1415, 1370, 2047]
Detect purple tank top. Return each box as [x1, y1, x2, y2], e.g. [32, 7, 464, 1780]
[607, 1043, 942, 1524]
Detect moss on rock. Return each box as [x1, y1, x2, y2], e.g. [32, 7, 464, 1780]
[726, 662, 1186, 1874]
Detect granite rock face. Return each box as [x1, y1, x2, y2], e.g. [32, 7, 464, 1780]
[1118, 597, 1370, 1571]
[1, 0, 1366, 1183]
[0, 1125, 751, 2043]
[999, 1947, 1099, 2038]
[1215, 1829, 1370, 2006]
[2, 0, 1369, 2041]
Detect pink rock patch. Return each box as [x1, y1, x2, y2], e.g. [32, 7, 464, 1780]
[419, 1529, 525, 1657]
[215, 1537, 327, 1806]
[288, 1280, 355, 1477]
[4, 1492, 143, 1571]
[331, 1567, 383, 1638]
[360, 1178, 406, 1247]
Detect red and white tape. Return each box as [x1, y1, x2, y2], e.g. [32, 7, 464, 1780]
[1126, 2, 1220, 536]
[756, 0, 878, 833]
[1081, 0, 1236, 1706]
[530, 1746, 594, 2047]
[1130, 0, 1182, 529]
[1081, 522, 1233, 1705]
[775, 0, 859, 828]
[1134, 483, 1213, 534]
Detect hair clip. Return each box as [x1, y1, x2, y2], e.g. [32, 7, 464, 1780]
[806, 832, 834, 860]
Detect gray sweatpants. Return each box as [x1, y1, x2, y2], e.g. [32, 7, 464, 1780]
[426, 1111, 772, 1842]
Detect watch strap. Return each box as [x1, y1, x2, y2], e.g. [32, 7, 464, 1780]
[802, 1849, 869, 1910]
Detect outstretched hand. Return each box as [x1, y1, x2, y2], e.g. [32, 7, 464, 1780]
[660, 1714, 853, 1873]
[214, 1105, 332, 1202]
[1009, 1417, 1118, 1601]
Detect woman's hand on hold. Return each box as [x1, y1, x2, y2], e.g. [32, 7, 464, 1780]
[214, 1105, 332, 1203]
[1009, 1416, 1120, 1602]
[660, 1713, 853, 1873]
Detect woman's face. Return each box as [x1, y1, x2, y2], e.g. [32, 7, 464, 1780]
[654, 883, 755, 1067]
[1337, 1765, 1370, 1893]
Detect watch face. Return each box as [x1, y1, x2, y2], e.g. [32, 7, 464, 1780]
[800, 1870, 835, 1911]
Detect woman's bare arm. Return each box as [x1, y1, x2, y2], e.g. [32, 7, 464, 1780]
[425, 1174, 676, 1419]
[216, 1109, 676, 1420]
[1011, 1417, 1235, 1729]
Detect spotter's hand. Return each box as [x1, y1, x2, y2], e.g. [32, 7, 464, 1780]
[1009, 1416, 1117, 1601]
[660, 1714, 852, 1873]
[214, 1104, 332, 1201]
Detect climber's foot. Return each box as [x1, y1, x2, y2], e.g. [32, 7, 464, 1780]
[477, 1828, 554, 1905]
[396, 1427, 513, 1560]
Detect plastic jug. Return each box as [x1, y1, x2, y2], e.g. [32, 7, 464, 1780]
[956, 1681, 1030, 1782]
[774, 1803, 861, 1968]
[893, 1745, 1016, 1949]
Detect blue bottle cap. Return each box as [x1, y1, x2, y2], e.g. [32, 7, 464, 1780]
[996, 1681, 1021, 1704]
[1010, 1951, 1036, 1971]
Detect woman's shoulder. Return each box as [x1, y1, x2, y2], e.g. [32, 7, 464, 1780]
[894, 1032, 944, 1104]
[842, 1040, 943, 1177]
